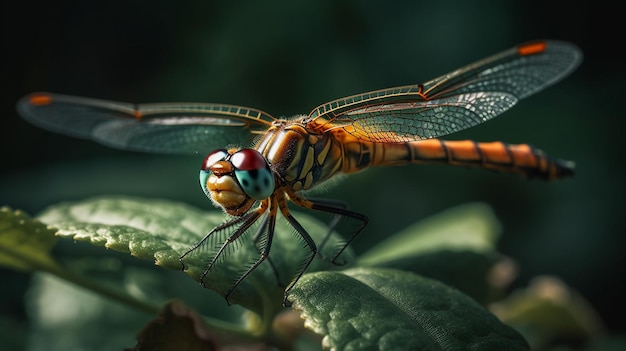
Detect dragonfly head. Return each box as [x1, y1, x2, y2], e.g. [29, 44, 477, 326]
[200, 148, 275, 216]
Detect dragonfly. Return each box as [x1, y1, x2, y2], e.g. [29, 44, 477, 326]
[18, 40, 582, 306]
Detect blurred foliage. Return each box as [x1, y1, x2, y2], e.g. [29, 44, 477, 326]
[1, 0, 624, 349]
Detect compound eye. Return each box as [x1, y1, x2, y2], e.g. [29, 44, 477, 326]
[231, 149, 274, 200]
[202, 149, 228, 171]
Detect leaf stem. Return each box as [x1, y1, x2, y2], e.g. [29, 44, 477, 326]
[41, 261, 162, 315]
[40, 260, 262, 339]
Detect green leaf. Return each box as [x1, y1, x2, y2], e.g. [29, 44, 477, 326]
[380, 250, 511, 305]
[26, 271, 154, 351]
[0, 206, 59, 272]
[358, 202, 501, 265]
[358, 203, 511, 304]
[35, 196, 354, 315]
[1, 205, 164, 317]
[290, 267, 529, 351]
[491, 276, 605, 350]
[36, 196, 219, 269]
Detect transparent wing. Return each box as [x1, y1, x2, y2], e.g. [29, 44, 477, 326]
[308, 40, 582, 142]
[17, 92, 277, 154]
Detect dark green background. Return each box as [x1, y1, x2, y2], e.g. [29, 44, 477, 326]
[2, 0, 623, 336]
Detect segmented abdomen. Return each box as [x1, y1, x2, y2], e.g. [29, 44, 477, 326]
[348, 139, 574, 180]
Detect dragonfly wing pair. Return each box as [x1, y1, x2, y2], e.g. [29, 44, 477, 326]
[19, 41, 581, 152]
[308, 40, 581, 143]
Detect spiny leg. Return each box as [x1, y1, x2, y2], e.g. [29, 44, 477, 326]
[179, 214, 251, 271]
[251, 214, 283, 288]
[302, 197, 349, 258]
[225, 205, 278, 303]
[278, 198, 318, 307]
[202, 208, 265, 293]
[311, 201, 368, 265]
[288, 190, 368, 266]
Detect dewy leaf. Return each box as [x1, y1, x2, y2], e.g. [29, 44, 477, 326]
[35, 196, 354, 314]
[290, 267, 529, 351]
[358, 202, 501, 266]
[0, 206, 59, 272]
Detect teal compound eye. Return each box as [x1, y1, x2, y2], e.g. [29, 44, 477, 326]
[230, 148, 274, 200]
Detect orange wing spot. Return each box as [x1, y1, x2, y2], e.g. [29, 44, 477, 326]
[417, 84, 428, 100]
[29, 93, 53, 106]
[448, 140, 480, 161]
[133, 109, 143, 120]
[517, 41, 547, 56]
[479, 142, 513, 163]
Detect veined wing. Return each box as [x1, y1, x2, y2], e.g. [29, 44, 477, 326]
[17, 92, 277, 154]
[307, 40, 582, 142]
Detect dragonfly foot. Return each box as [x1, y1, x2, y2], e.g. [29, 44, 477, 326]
[331, 257, 347, 266]
[199, 270, 210, 288]
[282, 295, 292, 307]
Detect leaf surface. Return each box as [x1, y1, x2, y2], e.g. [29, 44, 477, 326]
[290, 267, 529, 351]
[35, 196, 354, 313]
[358, 203, 512, 303]
[0, 206, 59, 272]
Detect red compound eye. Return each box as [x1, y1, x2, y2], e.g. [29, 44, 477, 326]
[230, 148, 268, 171]
[202, 149, 228, 170]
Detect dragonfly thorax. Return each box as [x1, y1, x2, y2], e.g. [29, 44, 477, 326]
[199, 148, 274, 216]
[255, 119, 342, 192]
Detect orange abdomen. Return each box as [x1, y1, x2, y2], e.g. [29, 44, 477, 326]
[362, 139, 574, 180]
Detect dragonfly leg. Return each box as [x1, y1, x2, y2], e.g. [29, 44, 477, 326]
[250, 209, 285, 288]
[287, 191, 368, 266]
[279, 207, 317, 307]
[300, 197, 349, 259]
[201, 209, 264, 296]
[224, 208, 278, 304]
[309, 201, 368, 266]
[252, 217, 283, 285]
[179, 214, 251, 271]
[269, 192, 318, 306]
